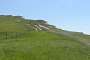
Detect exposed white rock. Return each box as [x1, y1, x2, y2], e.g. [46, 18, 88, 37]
[34, 25, 42, 30]
[38, 24, 50, 30]
[33, 26, 37, 31]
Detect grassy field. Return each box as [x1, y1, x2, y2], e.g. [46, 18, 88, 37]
[0, 15, 90, 60]
[0, 31, 90, 60]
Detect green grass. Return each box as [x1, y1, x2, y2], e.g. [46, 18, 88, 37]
[0, 31, 90, 60]
[0, 15, 90, 60]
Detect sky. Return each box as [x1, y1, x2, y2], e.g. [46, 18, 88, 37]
[0, 0, 90, 34]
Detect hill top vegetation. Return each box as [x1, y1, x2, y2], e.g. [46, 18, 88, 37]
[0, 15, 90, 60]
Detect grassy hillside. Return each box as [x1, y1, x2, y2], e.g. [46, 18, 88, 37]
[0, 15, 55, 32]
[0, 15, 90, 60]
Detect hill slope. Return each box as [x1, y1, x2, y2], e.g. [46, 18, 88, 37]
[0, 15, 90, 60]
[0, 15, 56, 32]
